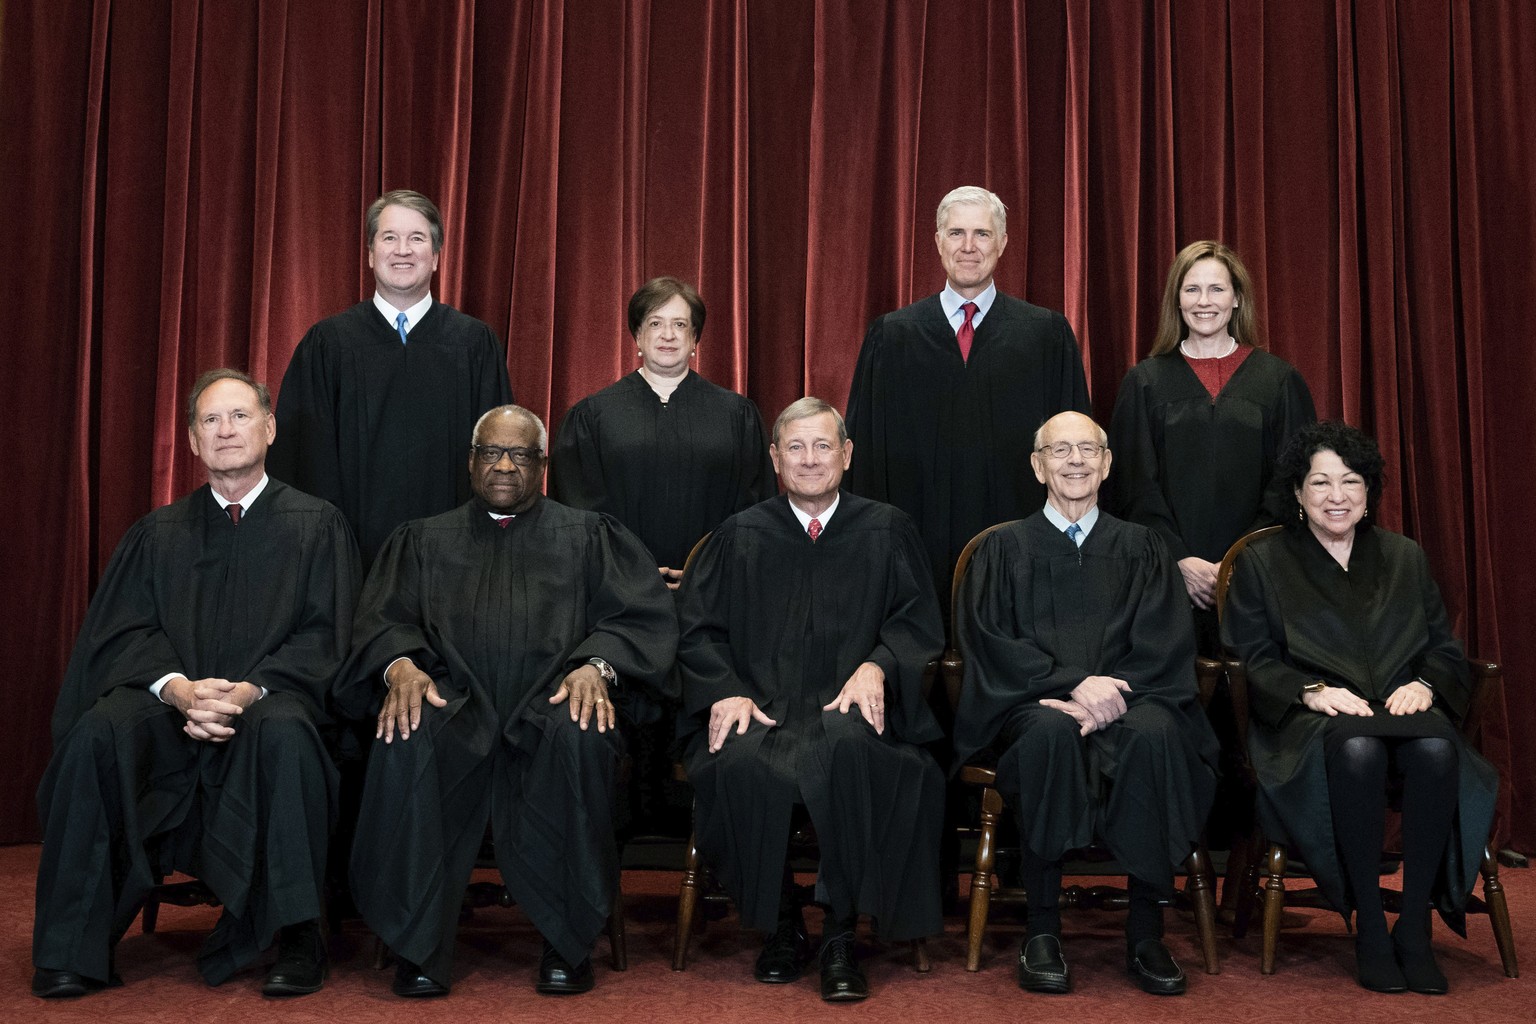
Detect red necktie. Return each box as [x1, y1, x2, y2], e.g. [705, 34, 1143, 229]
[227, 503, 242, 526]
[808, 518, 822, 541]
[958, 301, 978, 362]
[498, 517, 512, 529]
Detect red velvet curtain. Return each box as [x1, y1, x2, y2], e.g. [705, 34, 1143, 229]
[3, 0, 1532, 848]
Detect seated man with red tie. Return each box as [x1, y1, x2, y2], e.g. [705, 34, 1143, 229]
[677, 397, 946, 1003]
[33, 369, 360, 999]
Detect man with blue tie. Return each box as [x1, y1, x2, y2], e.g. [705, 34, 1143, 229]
[951, 412, 1219, 997]
[269, 189, 512, 567]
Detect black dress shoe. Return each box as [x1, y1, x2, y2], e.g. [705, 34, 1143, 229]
[818, 931, 868, 1002]
[1393, 922, 1448, 995]
[536, 941, 595, 995]
[1127, 938, 1186, 996]
[392, 959, 450, 998]
[1355, 932, 1407, 994]
[1017, 934, 1070, 993]
[31, 968, 111, 999]
[754, 915, 811, 983]
[262, 920, 328, 996]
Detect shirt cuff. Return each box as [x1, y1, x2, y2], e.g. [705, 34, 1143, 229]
[149, 672, 184, 701]
[384, 656, 412, 686]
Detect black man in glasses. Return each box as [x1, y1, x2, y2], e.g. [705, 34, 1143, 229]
[337, 405, 677, 999]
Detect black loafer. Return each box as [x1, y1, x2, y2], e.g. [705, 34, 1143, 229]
[392, 959, 449, 998]
[1018, 934, 1070, 993]
[536, 941, 595, 995]
[1127, 938, 1186, 995]
[754, 916, 811, 983]
[262, 920, 328, 996]
[31, 968, 113, 999]
[818, 931, 868, 1002]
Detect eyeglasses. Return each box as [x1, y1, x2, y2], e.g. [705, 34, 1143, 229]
[1037, 441, 1105, 460]
[471, 444, 544, 466]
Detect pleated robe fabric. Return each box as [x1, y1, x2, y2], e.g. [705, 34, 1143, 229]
[845, 292, 1090, 612]
[952, 512, 1219, 891]
[1220, 525, 1499, 922]
[677, 493, 946, 939]
[34, 481, 360, 985]
[549, 369, 775, 571]
[268, 300, 513, 566]
[336, 499, 678, 984]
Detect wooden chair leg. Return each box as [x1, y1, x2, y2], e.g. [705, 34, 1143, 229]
[1480, 844, 1519, 978]
[1184, 844, 1221, 974]
[608, 886, 627, 971]
[371, 935, 390, 970]
[1260, 843, 1288, 974]
[141, 896, 161, 934]
[966, 786, 1003, 972]
[911, 936, 931, 973]
[672, 829, 704, 971]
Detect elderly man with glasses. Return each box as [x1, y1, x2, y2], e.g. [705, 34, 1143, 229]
[337, 405, 677, 999]
[951, 412, 1219, 997]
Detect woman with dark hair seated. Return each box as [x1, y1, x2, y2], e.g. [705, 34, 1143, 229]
[1221, 420, 1497, 994]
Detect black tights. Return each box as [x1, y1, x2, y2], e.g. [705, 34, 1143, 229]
[1325, 735, 1458, 941]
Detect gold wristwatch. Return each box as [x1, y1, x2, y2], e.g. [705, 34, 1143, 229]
[1302, 680, 1327, 694]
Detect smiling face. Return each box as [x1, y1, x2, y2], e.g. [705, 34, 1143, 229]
[469, 412, 546, 514]
[1179, 257, 1238, 344]
[770, 412, 852, 507]
[635, 294, 698, 376]
[188, 378, 276, 477]
[1031, 412, 1112, 518]
[935, 202, 1007, 298]
[368, 203, 440, 309]
[1297, 448, 1367, 543]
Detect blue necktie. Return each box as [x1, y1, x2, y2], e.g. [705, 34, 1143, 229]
[396, 311, 409, 345]
[1066, 523, 1083, 547]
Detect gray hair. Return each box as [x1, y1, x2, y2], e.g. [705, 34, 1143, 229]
[186, 368, 271, 427]
[772, 397, 847, 446]
[936, 185, 1008, 237]
[472, 404, 547, 452]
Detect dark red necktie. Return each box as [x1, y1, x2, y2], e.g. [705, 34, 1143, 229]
[498, 517, 511, 529]
[227, 503, 242, 526]
[808, 518, 822, 541]
[958, 301, 978, 362]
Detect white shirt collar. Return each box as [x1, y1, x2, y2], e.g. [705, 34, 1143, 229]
[940, 281, 998, 328]
[210, 474, 270, 513]
[1041, 501, 1099, 541]
[374, 292, 434, 334]
[788, 492, 840, 534]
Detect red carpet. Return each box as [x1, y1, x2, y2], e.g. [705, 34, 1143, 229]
[3, 843, 1527, 1023]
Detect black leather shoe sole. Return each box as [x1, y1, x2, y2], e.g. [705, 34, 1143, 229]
[263, 958, 328, 996]
[537, 948, 595, 995]
[31, 969, 107, 999]
[819, 965, 869, 1002]
[754, 927, 811, 983]
[1018, 935, 1070, 994]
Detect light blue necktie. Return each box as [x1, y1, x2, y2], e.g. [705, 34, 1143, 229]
[395, 311, 409, 345]
[1066, 523, 1083, 547]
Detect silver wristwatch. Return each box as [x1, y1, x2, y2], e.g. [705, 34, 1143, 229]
[588, 657, 618, 686]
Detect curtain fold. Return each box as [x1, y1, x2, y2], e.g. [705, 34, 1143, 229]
[2, 0, 1531, 849]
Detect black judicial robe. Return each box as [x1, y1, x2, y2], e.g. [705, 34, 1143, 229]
[1221, 525, 1498, 920]
[337, 498, 677, 982]
[952, 512, 1218, 883]
[846, 292, 1090, 610]
[269, 300, 513, 565]
[35, 481, 359, 985]
[677, 493, 946, 939]
[1107, 347, 1315, 564]
[549, 369, 775, 570]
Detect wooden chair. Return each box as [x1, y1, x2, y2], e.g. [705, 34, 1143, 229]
[947, 521, 1222, 974]
[1214, 525, 1518, 978]
[670, 533, 932, 973]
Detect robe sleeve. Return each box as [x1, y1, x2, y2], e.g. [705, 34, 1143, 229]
[1220, 542, 1320, 729]
[1254, 365, 1317, 529]
[952, 530, 1085, 761]
[547, 400, 606, 511]
[863, 512, 945, 744]
[244, 507, 362, 707]
[1109, 529, 1201, 701]
[268, 325, 343, 508]
[566, 514, 679, 699]
[1106, 366, 1188, 560]
[675, 521, 759, 719]
[844, 319, 890, 503]
[734, 399, 777, 511]
[1401, 542, 1472, 722]
[50, 520, 184, 740]
[468, 320, 515, 412]
[332, 521, 449, 720]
